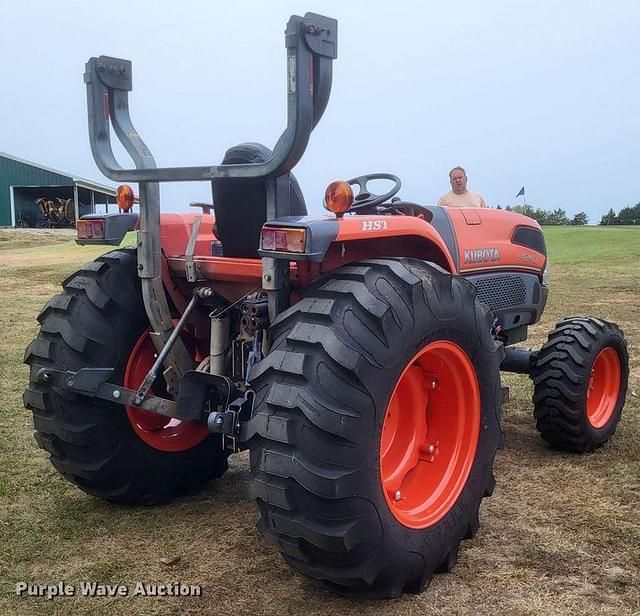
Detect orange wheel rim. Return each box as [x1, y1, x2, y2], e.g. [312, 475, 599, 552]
[124, 329, 210, 452]
[586, 347, 621, 429]
[380, 341, 480, 529]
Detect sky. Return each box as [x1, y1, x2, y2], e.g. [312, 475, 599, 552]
[1, 0, 639, 223]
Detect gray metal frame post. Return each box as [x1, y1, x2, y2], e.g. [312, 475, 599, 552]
[83, 63, 196, 391]
[73, 185, 79, 226]
[82, 13, 338, 393]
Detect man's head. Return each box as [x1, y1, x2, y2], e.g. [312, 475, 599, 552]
[449, 166, 467, 195]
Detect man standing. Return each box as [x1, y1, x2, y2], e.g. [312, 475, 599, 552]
[437, 166, 487, 208]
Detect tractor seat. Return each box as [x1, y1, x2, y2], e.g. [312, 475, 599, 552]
[211, 143, 307, 258]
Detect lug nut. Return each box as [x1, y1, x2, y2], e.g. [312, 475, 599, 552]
[394, 490, 402, 502]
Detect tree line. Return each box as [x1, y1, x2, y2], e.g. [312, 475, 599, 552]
[493, 202, 640, 226]
[495, 205, 589, 225]
[598, 203, 640, 225]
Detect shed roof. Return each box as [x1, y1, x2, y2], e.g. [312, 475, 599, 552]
[0, 151, 116, 196]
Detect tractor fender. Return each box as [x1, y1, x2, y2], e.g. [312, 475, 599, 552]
[159, 213, 218, 257]
[259, 214, 458, 274]
[334, 215, 457, 272]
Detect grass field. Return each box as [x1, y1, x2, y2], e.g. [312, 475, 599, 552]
[0, 226, 638, 615]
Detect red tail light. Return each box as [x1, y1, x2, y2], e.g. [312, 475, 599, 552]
[77, 219, 106, 240]
[260, 227, 306, 253]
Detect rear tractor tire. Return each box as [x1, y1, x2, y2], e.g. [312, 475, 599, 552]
[531, 317, 628, 453]
[24, 249, 228, 504]
[245, 258, 504, 597]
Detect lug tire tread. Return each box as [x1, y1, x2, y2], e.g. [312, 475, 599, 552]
[531, 317, 628, 452]
[24, 248, 228, 504]
[246, 258, 503, 597]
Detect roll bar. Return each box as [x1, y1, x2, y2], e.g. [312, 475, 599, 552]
[83, 12, 338, 183]
[80, 13, 338, 388]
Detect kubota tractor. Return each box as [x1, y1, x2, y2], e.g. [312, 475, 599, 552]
[24, 13, 629, 598]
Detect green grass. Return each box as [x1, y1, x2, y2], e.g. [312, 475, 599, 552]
[0, 231, 71, 252]
[0, 226, 638, 616]
[542, 225, 640, 264]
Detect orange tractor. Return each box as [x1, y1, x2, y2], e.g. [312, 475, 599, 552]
[24, 13, 628, 597]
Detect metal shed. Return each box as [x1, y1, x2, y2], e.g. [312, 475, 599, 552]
[0, 152, 117, 227]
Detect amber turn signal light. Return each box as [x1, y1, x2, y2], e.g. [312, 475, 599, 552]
[117, 184, 135, 211]
[324, 181, 353, 216]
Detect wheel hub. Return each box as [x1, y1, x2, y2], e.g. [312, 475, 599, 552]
[380, 341, 481, 529]
[586, 347, 621, 428]
[124, 329, 210, 452]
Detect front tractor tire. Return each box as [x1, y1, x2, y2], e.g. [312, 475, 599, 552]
[24, 249, 228, 505]
[245, 259, 504, 597]
[532, 317, 628, 453]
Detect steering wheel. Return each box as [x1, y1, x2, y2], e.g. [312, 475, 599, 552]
[346, 173, 401, 211]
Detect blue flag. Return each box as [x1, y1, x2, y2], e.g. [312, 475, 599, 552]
[516, 186, 525, 198]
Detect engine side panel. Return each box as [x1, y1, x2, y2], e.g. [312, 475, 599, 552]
[446, 207, 546, 276]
